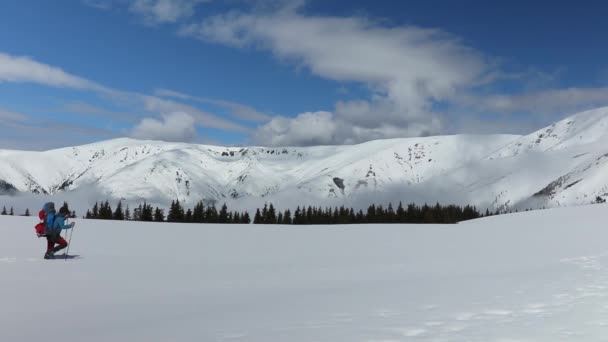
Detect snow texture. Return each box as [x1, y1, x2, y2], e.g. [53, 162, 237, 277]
[3, 204, 608, 341]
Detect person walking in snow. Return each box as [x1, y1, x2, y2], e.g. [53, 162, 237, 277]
[44, 206, 75, 259]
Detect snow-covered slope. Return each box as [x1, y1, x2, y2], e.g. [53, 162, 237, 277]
[2, 106, 608, 211]
[3, 204, 608, 341]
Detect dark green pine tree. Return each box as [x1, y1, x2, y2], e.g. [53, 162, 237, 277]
[396, 202, 405, 223]
[185, 209, 193, 223]
[283, 209, 292, 224]
[277, 212, 283, 224]
[86, 209, 92, 219]
[305, 206, 313, 224]
[267, 203, 277, 224]
[153, 207, 165, 222]
[25, 208, 30, 216]
[218, 203, 229, 223]
[113, 201, 125, 220]
[61, 202, 70, 216]
[242, 211, 251, 224]
[387, 203, 395, 223]
[1, 206, 6, 215]
[140, 202, 153, 222]
[167, 200, 176, 222]
[102, 201, 113, 220]
[261, 204, 268, 224]
[168, 200, 186, 222]
[233, 212, 241, 224]
[192, 201, 205, 223]
[9, 207, 14, 216]
[254, 208, 262, 224]
[125, 205, 131, 221]
[91, 202, 99, 219]
[293, 206, 302, 225]
[205, 204, 218, 223]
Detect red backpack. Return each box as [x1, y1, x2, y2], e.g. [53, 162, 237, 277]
[35, 210, 46, 236]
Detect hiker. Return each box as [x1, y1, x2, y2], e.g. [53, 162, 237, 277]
[44, 205, 75, 259]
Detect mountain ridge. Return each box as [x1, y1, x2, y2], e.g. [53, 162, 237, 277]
[2, 107, 608, 212]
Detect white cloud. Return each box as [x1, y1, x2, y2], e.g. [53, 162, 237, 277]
[0, 112, 119, 150]
[0, 51, 250, 147]
[0, 53, 106, 91]
[130, 0, 208, 24]
[141, 95, 250, 132]
[253, 110, 443, 146]
[0, 108, 29, 123]
[182, 4, 490, 144]
[131, 112, 197, 142]
[459, 87, 608, 115]
[253, 111, 336, 146]
[82, 0, 113, 10]
[155, 88, 271, 122]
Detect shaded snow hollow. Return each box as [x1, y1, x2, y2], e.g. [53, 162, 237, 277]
[3, 204, 608, 341]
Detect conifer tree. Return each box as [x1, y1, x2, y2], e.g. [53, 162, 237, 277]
[25, 208, 30, 216]
[242, 211, 251, 224]
[192, 201, 205, 223]
[1, 206, 6, 215]
[125, 205, 131, 221]
[305, 206, 313, 224]
[61, 202, 70, 216]
[261, 204, 268, 224]
[140, 202, 153, 221]
[168, 200, 186, 222]
[277, 212, 283, 224]
[283, 209, 292, 224]
[218, 203, 229, 223]
[205, 204, 218, 223]
[254, 209, 262, 224]
[185, 209, 193, 223]
[293, 206, 302, 225]
[113, 201, 125, 220]
[153, 207, 164, 222]
[9, 207, 14, 216]
[267, 203, 277, 224]
[92, 202, 99, 219]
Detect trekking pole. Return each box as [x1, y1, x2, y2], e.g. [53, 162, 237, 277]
[65, 219, 75, 261]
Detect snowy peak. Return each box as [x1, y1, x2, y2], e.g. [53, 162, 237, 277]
[487, 106, 608, 159]
[2, 106, 608, 211]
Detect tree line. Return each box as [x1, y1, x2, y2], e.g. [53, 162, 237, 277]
[3, 200, 487, 224]
[85, 200, 251, 224]
[1, 206, 30, 216]
[253, 202, 482, 225]
[82, 200, 485, 224]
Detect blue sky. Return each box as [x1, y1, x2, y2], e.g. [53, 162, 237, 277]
[1, 0, 608, 150]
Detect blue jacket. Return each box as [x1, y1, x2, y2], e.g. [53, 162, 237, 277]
[46, 213, 73, 235]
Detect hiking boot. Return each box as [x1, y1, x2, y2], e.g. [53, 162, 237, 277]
[44, 250, 54, 259]
[53, 245, 66, 253]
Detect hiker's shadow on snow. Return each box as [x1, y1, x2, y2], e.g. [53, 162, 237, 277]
[52, 254, 81, 260]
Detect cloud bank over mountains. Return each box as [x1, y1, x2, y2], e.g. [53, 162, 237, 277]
[3, 0, 608, 148]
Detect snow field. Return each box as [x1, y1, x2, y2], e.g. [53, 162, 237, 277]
[2, 204, 608, 341]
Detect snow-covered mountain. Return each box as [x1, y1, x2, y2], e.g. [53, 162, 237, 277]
[2, 106, 608, 211]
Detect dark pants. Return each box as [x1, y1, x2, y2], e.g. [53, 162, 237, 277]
[46, 234, 68, 253]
